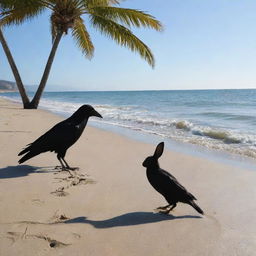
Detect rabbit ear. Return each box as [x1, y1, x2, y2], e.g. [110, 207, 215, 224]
[153, 142, 164, 159]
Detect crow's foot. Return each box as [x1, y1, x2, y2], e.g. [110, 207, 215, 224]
[54, 166, 79, 171]
[54, 166, 63, 170]
[155, 204, 176, 214]
[66, 167, 79, 171]
[156, 205, 170, 210]
[158, 208, 171, 215]
[54, 166, 76, 177]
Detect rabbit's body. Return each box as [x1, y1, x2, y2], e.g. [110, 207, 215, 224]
[143, 142, 204, 215]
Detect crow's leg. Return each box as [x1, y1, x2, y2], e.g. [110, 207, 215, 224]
[55, 155, 75, 177]
[56, 155, 66, 171]
[62, 158, 79, 171]
[156, 205, 170, 210]
[168, 203, 177, 212]
[56, 155, 73, 173]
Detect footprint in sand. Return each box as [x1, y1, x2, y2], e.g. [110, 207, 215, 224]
[31, 199, 45, 206]
[6, 230, 70, 248]
[51, 171, 96, 197]
[50, 211, 70, 223]
[50, 187, 69, 197]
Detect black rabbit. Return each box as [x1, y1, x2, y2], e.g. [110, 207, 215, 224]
[142, 142, 204, 215]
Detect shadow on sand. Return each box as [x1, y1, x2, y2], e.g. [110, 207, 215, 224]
[63, 211, 202, 228]
[0, 165, 56, 179]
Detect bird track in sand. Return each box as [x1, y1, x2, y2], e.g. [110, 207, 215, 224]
[51, 170, 96, 197]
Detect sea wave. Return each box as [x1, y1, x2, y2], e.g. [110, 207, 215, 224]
[2, 93, 256, 159]
[191, 129, 241, 143]
[201, 111, 256, 121]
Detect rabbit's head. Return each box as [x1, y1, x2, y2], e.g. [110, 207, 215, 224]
[142, 142, 164, 168]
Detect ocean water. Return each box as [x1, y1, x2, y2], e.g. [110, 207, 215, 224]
[1, 89, 256, 159]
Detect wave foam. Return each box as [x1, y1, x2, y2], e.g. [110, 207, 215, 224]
[2, 94, 256, 159]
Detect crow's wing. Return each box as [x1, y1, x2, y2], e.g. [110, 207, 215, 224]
[160, 169, 178, 181]
[157, 169, 197, 201]
[18, 120, 78, 156]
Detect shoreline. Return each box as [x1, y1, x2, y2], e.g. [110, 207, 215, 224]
[32, 97, 256, 171]
[1, 97, 256, 255]
[2, 90, 256, 163]
[2, 93, 256, 165]
[0, 90, 18, 93]
[90, 121, 256, 171]
[1, 94, 256, 171]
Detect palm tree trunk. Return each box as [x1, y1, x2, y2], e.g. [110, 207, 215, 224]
[0, 28, 30, 108]
[29, 31, 63, 109]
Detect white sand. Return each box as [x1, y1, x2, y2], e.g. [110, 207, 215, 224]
[0, 97, 255, 256]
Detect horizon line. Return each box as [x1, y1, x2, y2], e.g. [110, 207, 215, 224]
[42, 88, 256, 93]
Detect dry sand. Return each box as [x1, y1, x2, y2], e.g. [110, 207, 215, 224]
[0, 97, 256, 256]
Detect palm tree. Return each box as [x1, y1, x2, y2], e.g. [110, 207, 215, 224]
[0, 0, 40, 108]
[1, 0, 162, 109]
[0, 28, 31, 108]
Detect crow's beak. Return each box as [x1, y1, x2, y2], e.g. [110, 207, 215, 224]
[92, 110, 103, 118]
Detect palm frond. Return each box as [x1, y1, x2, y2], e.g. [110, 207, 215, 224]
[90, 14, 155, 67]
[0, 1, 45, 27]
[0, 0, 39, 9]
[85, 0, 120, 8]
[1, 0, 160, 68]
[72, 17, 94, 58]
[89, 6, 163, 31]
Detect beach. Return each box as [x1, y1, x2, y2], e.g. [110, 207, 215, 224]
[2, 89, 256, 160]
[0, 97, 256, 256]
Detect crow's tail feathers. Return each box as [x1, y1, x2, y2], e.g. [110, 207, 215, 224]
[18, 151, 39, 164]
[18, 144, 32, 156]
[18, 148, 29, 156]
[189, 200, 204, 215]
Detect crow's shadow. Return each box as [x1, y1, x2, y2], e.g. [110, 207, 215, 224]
[0, 165, 55, 179]
[64, 211, 202, 228]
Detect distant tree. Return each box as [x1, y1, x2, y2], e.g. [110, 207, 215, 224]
[0, 0, 163, 109]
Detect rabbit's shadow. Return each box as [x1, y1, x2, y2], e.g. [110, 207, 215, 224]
[64, 211, 202, 228]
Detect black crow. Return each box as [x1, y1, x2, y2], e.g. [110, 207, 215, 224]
[18, 104, 102, 170]
[142, 142, 204, 215]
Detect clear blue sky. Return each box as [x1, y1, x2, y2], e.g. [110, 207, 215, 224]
[1, 0, 256, 91]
